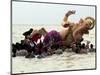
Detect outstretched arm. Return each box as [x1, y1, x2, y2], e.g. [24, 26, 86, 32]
[62, 10, 75, 27]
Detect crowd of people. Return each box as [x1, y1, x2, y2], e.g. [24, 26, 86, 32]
[12, 28, 61, 58]
[12, 28, 95, 58]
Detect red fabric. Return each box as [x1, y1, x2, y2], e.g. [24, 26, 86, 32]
[31, 33, 41, 42]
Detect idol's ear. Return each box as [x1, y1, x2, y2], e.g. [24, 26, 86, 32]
[85, 17, 95, 30]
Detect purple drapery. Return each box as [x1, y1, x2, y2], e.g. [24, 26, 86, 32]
[43, 30, 62, 46]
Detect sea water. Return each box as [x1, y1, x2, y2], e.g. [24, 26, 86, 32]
[12, 24, 96, 74]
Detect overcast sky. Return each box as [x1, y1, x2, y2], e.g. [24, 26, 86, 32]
[12, 1, 95, 24]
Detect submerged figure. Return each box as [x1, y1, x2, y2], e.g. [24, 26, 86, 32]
[25, 39, 36, 58]
[12, 44, 17, 57]
[23, 28, 33, 39]
[79, 43, 87, 54]
[86, 41, 90, 49]
[89, 44, 96, 52]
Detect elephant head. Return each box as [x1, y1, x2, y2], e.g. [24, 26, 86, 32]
[74, 17, 95, 34]
[71, 17, 95, 44]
